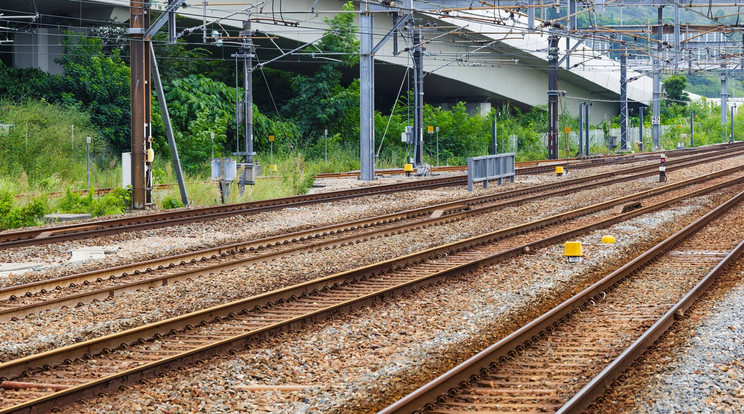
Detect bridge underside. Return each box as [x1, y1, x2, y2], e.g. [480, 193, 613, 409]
[3, 0, 650, 121]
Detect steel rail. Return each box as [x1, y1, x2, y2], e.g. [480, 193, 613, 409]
[378, 186, 744, 414]
[3, 161, 742, 322]
[1, 142, 740, 250]
[316, 142, 742, 178]
[1, 168, 743, 413]
[0, 155, 668, 299]
[0, 175, 465, 249]
[2, 149, 737, 310]
[557, 236, 744, 413]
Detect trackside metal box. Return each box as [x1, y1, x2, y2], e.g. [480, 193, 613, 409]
[564, 242, 583, 257]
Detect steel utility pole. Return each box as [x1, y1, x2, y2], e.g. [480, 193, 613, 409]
[584, 102, 591, 156]
[231, 16, 257, 192]
[578, 102, 584, 157]
[731, 104, 736, 143]
[359, 1, 411, 180]
[413, 26, 424, 167]
[652, 6, 662, 150]
[547, 35, 560, 159]
[674, 2, 681, 69]
[620, 44, 628, 151]
[721, 68, 728, 139]
[639, 107, 644, 152]
[359, 2, 375, 180]
[492, 115, 497, 155]
[129, 0, 152, 209]
[567, 0, 576, 69]
[690, 111, 694, 147]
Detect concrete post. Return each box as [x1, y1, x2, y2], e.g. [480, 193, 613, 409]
[436, 126, 439, 166]
[731, 105, 736, 143]
[86, 136, 91, 188]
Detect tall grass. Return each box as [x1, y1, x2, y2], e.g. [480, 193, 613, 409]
[152, 153, 318, 207]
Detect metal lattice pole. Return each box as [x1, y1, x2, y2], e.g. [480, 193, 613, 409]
[652, 6, 662, 150]
[620, 44, 628, 151]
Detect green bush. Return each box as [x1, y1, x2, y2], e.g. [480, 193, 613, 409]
[54, 187, 129, 217]
[0, 197, 48, 230]
[161, 197, 184, 209]
[0, 186, 12, 217]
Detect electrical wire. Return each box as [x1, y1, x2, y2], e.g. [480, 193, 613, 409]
[255, 54, 281, 116]
[377, 66, 410, 157]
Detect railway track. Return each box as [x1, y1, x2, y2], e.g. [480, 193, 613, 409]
[316, 143, 738, 178]
[1, 160, 743, 413]
[1, 143, 742, 251]
[2, 155, 744, 323]
[0, 175, 466, 250]
[379, 184, 744, 414]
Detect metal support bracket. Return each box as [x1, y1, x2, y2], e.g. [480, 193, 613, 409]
[144, 0, 186, 40]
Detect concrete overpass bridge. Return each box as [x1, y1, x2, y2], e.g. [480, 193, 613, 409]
[3, 0, 652, 122]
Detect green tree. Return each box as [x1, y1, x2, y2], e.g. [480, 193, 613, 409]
[281, 1, 359, 142]
[0, 62, 62, 100]
[152, 74, 299, 173]
[663, 75, 690, 106]
[56, 34, 132, 153]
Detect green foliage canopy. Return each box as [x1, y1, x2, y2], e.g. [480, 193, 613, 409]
[56, 34, 132, 153]
[663, 75, 690, 106]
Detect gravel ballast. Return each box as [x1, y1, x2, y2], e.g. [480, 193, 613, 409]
[57, 187, 743, 413]
[591, 259, 744, 414]
[2, 166, 740, 362]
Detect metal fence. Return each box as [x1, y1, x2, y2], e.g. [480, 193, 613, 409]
[467, 153, 516, 191]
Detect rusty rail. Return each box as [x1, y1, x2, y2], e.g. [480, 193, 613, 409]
[3, 162, 743, 323]
[2, 143, 742, 251]
[316, 142, 740, 178]
[1, 164, 743, 413]
[379, 187, 744, 414]
[3, 152, 744, 324]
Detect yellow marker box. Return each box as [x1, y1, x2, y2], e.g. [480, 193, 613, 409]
[564, 241, 583, 257]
